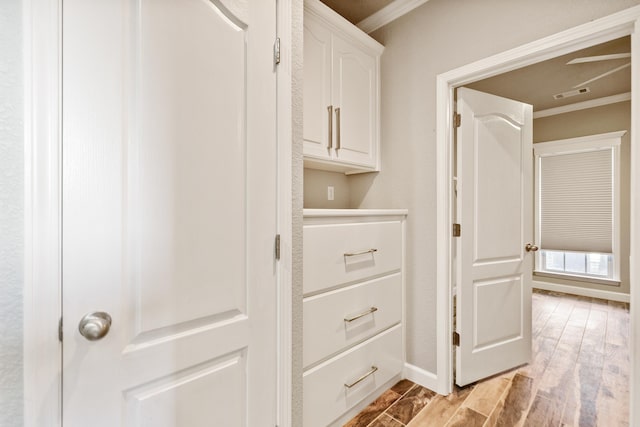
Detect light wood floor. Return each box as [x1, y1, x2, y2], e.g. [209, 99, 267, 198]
[344, 290, 630, 427]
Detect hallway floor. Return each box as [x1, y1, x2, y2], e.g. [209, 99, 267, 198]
[344, 289, 630, 427]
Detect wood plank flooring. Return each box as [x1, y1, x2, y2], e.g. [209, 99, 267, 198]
[344, 290, 630, 427]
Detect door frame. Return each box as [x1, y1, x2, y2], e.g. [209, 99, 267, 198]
[435, 5, 640, 424]
[22, 0, 295, 425]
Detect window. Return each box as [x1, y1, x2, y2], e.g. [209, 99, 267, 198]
[534, 131, 624, 283]
[539, 250, 613, 279]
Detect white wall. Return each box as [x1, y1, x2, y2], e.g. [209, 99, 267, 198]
[348, 0, 640, 375]
[0, 0, 24, 424]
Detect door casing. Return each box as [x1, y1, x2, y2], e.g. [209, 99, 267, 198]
[435, 6, 640, 426]
[22, 0, 296, 425]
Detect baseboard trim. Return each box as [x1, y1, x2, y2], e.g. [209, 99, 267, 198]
[403, 363, 438, 392]
[533, 280, 630, 303]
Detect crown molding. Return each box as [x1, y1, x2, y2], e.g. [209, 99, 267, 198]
[533, 91, 631, 119]
[357, 0, 430, 34]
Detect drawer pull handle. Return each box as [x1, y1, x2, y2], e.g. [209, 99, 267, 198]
[344, 248, 378, 257]
[327, 105, 333, 150]
[344, 307, 378, 323]
[344, 366, 378, 389]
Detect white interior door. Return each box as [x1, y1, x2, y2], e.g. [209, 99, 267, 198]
[62, 0, 277, 425]
[455, 87, 533, 387]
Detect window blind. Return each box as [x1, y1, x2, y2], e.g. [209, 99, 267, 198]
[539, 148, 613, 253]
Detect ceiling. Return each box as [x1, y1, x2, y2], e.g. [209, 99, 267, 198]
[466, 36, 631, 112]
[319, 0, 394, 24]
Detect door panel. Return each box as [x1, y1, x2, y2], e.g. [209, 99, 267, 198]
[332, 35, 377, 167]
[456, 87, 533, 387]
[303, 18, 332, 159]
[62, 0, 277, 425]
[135, 0, 247, 333]
[475, 116, 524, 262]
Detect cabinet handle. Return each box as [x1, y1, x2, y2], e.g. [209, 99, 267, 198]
[344, 366, 378, 389]
[344, 248, 378, 257]
[344, 307, 378, 323]
[335, 107, 341, 150]
[327, 105, 333, 150]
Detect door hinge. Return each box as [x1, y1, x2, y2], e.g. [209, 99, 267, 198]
[452, 223, 461, 237]
[453, 331, 460, 346]
[275, 234, 281, 260]
[274, 37, 281, 65]
[58, 317, 63, 342]
[454, 113, 461, 128]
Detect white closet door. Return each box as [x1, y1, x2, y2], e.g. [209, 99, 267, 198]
[62, 0, 278, 425]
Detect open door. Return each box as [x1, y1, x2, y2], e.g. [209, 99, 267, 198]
[455, 87, 533, 387]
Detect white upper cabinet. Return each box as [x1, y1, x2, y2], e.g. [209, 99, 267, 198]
[304, 0, 384, 174]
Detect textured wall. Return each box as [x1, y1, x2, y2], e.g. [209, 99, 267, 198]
[348, 0, 640, 375]
[0, 0, 24, 424]
[534, 102, 631, 295]
[291, 0, 304, 425]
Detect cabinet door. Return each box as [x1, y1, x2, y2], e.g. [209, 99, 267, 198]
[331, 35, 378, 169]
[303, 18, 333, 161]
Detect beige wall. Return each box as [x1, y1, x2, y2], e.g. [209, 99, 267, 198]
[533, 102, 631, 295]
[304, 169, 351, 208]
[344, 0, 640, 374]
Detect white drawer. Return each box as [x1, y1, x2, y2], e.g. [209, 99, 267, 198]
[303, 221, 402, 295]
[303, 325, 403, 427]
[303, 273, 401, 368]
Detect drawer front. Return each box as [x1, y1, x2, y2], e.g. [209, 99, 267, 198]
[303, 325, 403, 427]
[303, 221, 402, 295]
[303, 273, 401, 368]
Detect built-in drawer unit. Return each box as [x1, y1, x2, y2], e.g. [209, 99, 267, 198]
[303, 209, 407, 426]
[303, 325, 403, 427]
[303, 273, 402, 368]
[303, 220, 402, 295]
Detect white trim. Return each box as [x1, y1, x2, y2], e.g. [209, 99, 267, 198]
[533, 280, 630, 303]
[23, 0, 62, 425]
[403, 363, 438, 392]
[533, 92, 631, 119]
[277, 1, 294, 426]
[436, 5, 640, 406]
[629, 17, 640, 427]
[534, 130, 626, 150]
[534, 271, 621, 287]
[533, 131, 623, 282]
[356, 0, 429, 34]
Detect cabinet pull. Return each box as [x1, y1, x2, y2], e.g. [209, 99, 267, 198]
[344, 307, 378, 323]
[327, 105, 333, 149]
[335, 107, 341, 150]
[344, 248, 378, 257]
[344, 366, 378, 389]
